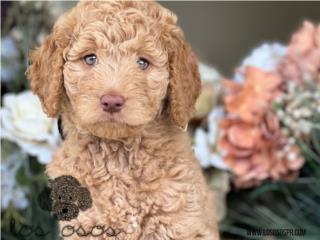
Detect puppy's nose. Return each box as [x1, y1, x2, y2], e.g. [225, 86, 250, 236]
[100, 94, 125, 113]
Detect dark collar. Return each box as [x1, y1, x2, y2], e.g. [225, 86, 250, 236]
[57, 117, 65, 140]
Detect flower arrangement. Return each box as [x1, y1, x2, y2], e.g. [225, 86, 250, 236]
[220, 67, 305, 188]
[217, 21, 320, 189]
[193, 21, 319, 189]
[192, 22, 320, 232]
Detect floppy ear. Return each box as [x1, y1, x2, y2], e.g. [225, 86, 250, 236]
[26, 9, 76, 117]
[27, 35, 64, 117]
[166, 29, 201, 129]
[77, 187, 92, 211]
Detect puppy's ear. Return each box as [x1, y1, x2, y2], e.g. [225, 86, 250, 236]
[77, 187, 92, 211]
[27, 31, 65, 117]
[166, 29, 201, 129]
[26, 10, 75, 117]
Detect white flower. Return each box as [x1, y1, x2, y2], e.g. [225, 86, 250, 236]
[194, 63, 222, 119]
[1, 146, 29, 209]
[194, 107, 229, 170]
[1, 91, 60, 164]
[199, 62, 221, 83]
[234, 43, 287, 83]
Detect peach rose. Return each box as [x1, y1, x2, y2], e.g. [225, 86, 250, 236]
[224, 67, 282, 123]
[220, 67, 305, 188]
[219, 113, 304, 188]
[280, 21, 320, 84]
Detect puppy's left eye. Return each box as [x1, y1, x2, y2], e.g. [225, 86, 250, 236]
[84, 54, 97, 65]
[137, 58, 149, 70]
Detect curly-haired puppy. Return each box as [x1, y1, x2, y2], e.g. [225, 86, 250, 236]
[27, 1, 219, 239]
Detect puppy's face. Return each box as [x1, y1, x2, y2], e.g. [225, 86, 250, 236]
[28, 1, 200, 139]
[63, 21, 169, 135]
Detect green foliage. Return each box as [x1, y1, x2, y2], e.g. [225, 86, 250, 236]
[1, 183, 60, 240]
[1, 142, 59, 239]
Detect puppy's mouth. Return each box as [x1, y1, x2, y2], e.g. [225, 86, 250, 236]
[101, 112, 126, 123]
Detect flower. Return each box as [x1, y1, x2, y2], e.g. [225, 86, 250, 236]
[1, 142, 29, 209]
[219, 112, 304, 188]
[194, 107, 228, 170]
[279, 21, 320, 84]
[194, 63, 222, 120]
[1, 91, 60, 164]
[193, 63, 227, 169]
[235, 43, 287, 83]
[274, 80, 320, 137]
[277, 21, 320, 138]
[224, 67, 282, 123]
[198, 62, 221, 83]
[194, 82, 216, 120]
[220, 67, 304, 188]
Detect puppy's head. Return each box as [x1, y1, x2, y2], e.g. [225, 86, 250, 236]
[27, 1, 200, 139]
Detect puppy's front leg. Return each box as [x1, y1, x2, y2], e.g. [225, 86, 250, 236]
[140, 214, 218, 240]
[138, 186, 219, 240]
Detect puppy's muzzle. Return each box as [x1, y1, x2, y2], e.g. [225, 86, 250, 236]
[100, 94, 125, 113]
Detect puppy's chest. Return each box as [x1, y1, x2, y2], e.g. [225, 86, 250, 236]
[87, 175, 148, 237]
[50, 140, 167, 236]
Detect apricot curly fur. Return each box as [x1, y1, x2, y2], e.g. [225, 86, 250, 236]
[27, 1, 219, 239]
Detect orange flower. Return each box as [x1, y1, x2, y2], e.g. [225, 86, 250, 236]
[219, 113, 304, 188]
[279, 21, 320, 84]
[224, 67, 282, 123]
[220, 66, 305, 188]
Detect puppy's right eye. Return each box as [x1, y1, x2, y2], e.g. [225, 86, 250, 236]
[137, 58, 149, 70]
[84, 54, 97, 65]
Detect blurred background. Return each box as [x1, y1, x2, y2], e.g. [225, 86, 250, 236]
[1, 1, 320, 240]
[162, 1, 320, 75]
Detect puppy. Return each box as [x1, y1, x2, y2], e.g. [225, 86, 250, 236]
[28, 1, 219, 239]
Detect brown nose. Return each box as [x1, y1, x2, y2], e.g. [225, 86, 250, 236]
[100, 94, 125, 113]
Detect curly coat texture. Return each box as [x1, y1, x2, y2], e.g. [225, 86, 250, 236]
[27, 1, 219, 239]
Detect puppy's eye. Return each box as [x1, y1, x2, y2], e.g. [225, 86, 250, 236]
[84, 54, 97, 65]
[137, 58, 149, 70]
